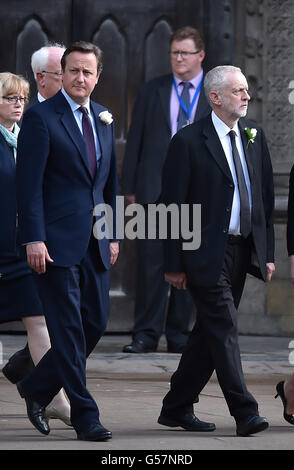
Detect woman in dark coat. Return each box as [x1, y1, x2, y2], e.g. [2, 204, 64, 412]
[276, 165, 294, 426]
[0, 72, 70, 426]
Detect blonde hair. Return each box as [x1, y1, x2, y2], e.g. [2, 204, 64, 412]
[0, 72, 30, 100]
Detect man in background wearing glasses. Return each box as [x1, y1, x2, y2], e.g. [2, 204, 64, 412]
[121, 26, 211, 355]
[31, 43, 66, 104]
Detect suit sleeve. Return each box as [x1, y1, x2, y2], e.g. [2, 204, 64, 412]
[16, 108, 49, 244]
[121, 85, 147, 195]
[287, 165, 294, 255]
[260, 128, 275, 263]
[160, 132, 191, 272]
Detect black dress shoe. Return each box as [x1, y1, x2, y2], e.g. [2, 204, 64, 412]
[122, 339, 156, 353]
[158, 412, 216, 432]
[2, 343, 34, 384]
[17, 382, 50, 435]
[275, 381, 294, 425]
[236, 415, 269, 436]
[77, 424, 112, 441]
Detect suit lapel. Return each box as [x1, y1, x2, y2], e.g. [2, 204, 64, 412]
[239, 119, 254, 184]
[194, 86, 210, 122]
[158, 75, 172, 132]
[92, 103, 107, 160]
[203, 115, 233, 183]
[54, 93, 93, 179]
[92, 102, 110, 184]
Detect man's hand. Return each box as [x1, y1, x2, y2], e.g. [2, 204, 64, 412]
[165, 272, 187, 290]
[125, 194, 136, 204]
[26, 242, 54, 274]
[266, 262, 275, 282]
[110, 241, 119, 265]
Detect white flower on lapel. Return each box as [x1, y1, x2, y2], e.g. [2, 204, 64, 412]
[245, 127, 257, 146]
[99, 110, 113, 125]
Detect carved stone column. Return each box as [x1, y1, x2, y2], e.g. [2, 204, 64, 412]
[262, 0, 294, 334]
[235, 0, 294, 335]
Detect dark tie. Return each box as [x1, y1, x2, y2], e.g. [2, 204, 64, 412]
[177, 82, 191, 131]
[79, 106, 97, 178]
[229, 130, 251, 238]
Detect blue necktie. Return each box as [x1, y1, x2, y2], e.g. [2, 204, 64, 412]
[79, 106, 97, 178]
[177, 82, 191, 131]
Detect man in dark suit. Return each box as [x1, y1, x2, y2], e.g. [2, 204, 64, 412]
[122, 26, 211, 354]
[16, 41, 119, 441]
[157, 65, 275, 436]
[2, 43, 66, 386]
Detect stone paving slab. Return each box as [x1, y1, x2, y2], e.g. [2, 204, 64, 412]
[0, 334, 293, 452]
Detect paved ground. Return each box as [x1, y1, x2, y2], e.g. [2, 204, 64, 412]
[0, 333, 294, 453]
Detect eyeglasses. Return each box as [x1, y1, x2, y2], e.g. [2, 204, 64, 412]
[169, 50, 201, 59]
[42, 70, 62, 77]
[2, 96, 28, 104]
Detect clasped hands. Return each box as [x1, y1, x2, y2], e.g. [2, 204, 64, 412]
[26, 241, 120, 274]
[165, 272, 187, 290]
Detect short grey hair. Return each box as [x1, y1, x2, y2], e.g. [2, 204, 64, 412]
[31, 43, 66, 79]
[204, 65, 242, 105]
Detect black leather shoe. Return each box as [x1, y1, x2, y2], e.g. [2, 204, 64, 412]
[158, 412, 216, 432]
[236, 415, 269, 436]
[17, 383, 50, 435]
[77, 424, 112, 441]
[2, 343, 34, 384]
[122, 339, 156, 353]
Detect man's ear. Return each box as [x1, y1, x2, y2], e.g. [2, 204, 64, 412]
[95, 72, 101, 85]
[198, 50, 205, 64]
[209, 90, 222, 106]
[36, 71, 45, 89]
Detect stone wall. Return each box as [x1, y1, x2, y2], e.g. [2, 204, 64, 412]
[1, 0, 294, 337]
[235, 0, 294, 335]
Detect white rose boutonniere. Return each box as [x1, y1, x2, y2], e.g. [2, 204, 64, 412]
[245, 127, 257, 147]
[99, 110, 113, 125]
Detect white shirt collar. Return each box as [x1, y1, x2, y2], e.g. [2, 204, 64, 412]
[61, 88, 91, 113]
[211, 111, 240, 138]
[37, 92, 46, 103]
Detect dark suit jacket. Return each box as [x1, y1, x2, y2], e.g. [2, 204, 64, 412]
[0, 135, 16, 254]
[27, 94, 39, 107]
[121, 73, 211, 203]
[0, 135, 31, 278]
[160, 113, 275, 286]
[16, 90, 118, 270]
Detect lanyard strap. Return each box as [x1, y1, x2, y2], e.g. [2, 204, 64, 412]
[173, 76, 204, 121]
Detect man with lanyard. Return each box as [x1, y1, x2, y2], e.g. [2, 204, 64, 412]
[121, 26, 211, 354]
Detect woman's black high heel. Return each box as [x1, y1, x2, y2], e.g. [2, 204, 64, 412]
[275, 381, 294, 425]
